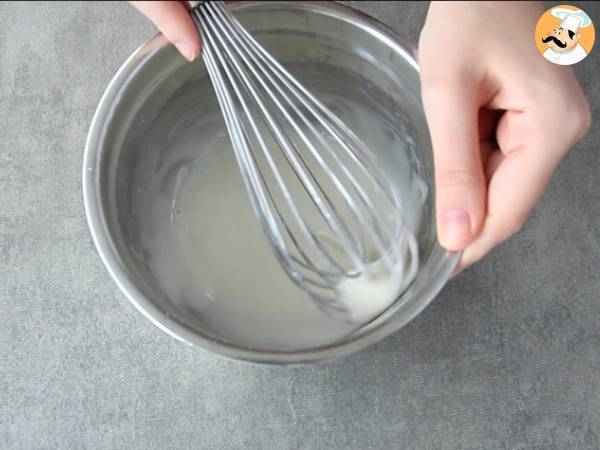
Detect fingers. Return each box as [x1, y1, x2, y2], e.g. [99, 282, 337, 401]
[459, 98, 591, 269]
[418, 1, 591, 273]
[130, 1, 201, 61]
[459, 146, 554, 269]
[421, 74, 487, 251]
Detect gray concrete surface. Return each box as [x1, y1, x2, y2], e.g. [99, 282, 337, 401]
[1, 1, 599, 449]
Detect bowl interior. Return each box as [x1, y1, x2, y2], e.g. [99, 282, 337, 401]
[86, 1, 458, 363]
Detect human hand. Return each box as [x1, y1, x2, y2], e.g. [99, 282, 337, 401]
[418, 1, 591, 273]
[130, 1, 202, 61]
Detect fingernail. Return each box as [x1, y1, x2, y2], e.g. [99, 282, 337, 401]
[438, 209, 471, 249]
[174, 41, 199, 61]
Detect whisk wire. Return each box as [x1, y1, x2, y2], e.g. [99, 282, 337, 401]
[198, 5, 367, 278]
[205, 2, 397, 265]
[190, 1, 420, 312]
[207, 1, 403, 268]
[196, 5, 347, 300]
[207, 2, 371, 260]
[202, 2, 368, 272]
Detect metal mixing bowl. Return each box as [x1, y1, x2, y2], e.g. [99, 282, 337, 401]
[83, 1, 459, 364]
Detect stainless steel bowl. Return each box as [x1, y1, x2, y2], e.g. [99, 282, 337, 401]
[83, 1, 459, 364]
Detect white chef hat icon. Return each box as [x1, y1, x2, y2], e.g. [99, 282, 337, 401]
[551, 7, 592, 33]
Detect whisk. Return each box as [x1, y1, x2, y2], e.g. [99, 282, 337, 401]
[187, 1, 419, 313]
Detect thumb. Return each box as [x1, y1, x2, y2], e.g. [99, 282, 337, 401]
[421, 76, 486, 251]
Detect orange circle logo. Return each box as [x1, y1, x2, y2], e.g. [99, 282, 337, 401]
[535, 5, 595, 65]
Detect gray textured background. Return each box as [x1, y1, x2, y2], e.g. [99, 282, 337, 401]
[1, 1, 599, 449]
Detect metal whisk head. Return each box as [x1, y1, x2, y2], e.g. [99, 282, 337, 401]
[188, 1, 419, 314]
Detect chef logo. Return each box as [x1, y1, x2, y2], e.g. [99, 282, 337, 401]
[535, 5, 595, 65]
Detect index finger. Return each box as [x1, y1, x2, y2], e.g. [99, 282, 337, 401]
[130, 1, 201, 61]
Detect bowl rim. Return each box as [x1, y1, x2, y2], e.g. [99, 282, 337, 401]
[83, 0, 460, 365]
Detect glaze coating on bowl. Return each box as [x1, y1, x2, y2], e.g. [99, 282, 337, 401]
[83, 1, 459, 364]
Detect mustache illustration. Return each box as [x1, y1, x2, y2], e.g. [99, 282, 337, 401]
[542, 35, 567, 48]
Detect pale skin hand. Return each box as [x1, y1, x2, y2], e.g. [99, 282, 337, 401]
[130, 1, 202, 61]
[132, 1, 592, 273]
[419, 1, 591, 273]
